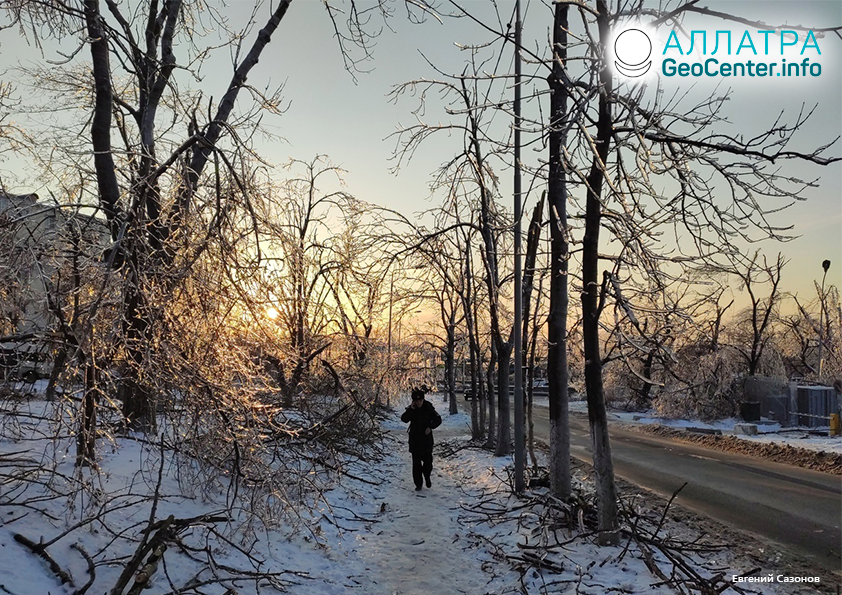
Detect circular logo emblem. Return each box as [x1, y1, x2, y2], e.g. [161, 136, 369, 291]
[614, 28, 652, 78]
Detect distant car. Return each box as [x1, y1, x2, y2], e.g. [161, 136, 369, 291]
[464, 388, 475, 401]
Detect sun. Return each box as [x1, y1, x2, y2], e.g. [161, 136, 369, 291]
[266, 307, 279, 320]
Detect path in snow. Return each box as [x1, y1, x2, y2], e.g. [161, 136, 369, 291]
[340, 407, 517, 595]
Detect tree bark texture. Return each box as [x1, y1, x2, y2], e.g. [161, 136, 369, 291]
[547, 0, 572, 499]
[521, 196, 544, 468]
[495, 340, 512, 456]
[485, 339, 497, 449]
[581, 0, 619, 536]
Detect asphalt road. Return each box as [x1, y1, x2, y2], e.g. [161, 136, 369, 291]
[454, 396, 842, 574]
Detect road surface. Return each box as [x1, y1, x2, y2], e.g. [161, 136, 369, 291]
[454, 396, 841, 574]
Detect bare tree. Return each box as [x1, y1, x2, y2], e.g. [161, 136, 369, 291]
[546, 0, 572, 499]
[726, 252, 787, 376]
[2, 0, 418, 430]
[418, 236, 466, 415]
[253, 157, 361, 402]
[390, 53, 517, 452]
[784, 285, 841, 380]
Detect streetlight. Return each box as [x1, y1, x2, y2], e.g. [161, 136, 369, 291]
[818, 259, 831, 378]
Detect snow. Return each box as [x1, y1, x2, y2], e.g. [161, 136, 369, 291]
[0, 392, 833, 595]
[532, 399, 842, 456]
[735, 432, 842, 454]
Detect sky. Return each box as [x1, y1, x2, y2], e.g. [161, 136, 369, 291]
[268, 0, 842, 302]
[0, 0, 840, 302]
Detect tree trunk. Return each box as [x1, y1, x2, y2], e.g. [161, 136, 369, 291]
[521, 197, 544, 471]
[546, 0, 572, 500]
[638, 349, 656, 407]
[495, 339, 512, 456]
[478, 348, 487, 439]
[527, 275, 543, 471]
[469, 341, 481, 438]
[83, 0, 122, 238]
[76, 359, 99, 467]
[45, 346, 67, 402]
[461, 240, 482, 438]
[484, 340, 497, 449]
[581, 0, 619, 542]
[446, 322, 458, 414]
[120, 264, 157, 431]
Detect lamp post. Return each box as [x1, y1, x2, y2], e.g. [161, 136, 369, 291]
[818, 259, 831, 378]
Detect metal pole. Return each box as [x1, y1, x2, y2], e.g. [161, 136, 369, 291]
[818, 260, 830, 379]
[513, 0, 525, 493]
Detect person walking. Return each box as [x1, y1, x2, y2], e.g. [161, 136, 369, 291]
[400, 386, 442, 491]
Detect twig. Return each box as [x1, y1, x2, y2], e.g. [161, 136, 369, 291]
[313, 456, 379, 485]
[653, 481, 687, 540]
[509, 551, 565, 573]
[71, 543, 95, 595]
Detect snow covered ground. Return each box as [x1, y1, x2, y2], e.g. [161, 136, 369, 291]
[0, 390, 835, 595]
[532, 397, 842, 456]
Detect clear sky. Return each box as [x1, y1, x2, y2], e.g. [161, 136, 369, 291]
[0, 0, 840, 302]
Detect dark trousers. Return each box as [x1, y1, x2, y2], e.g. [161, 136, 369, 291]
[411, 450, 433, 488]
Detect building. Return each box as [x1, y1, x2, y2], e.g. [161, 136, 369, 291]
[0, 191, 108, 379]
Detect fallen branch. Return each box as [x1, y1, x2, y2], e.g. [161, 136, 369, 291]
[126, 541, 167, 595]
[109, 513, 230, 595]
[509, 551, 565, 573]
[13, 533, 75, 588]
[109, 515, 174, 595]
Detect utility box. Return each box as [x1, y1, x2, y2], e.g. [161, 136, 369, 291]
[739, 401, 761, 422]
[742, 376, 790, 425]
[792, 385, 837, 428]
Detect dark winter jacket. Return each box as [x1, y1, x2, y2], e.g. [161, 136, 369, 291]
[400, 400, 442, 454]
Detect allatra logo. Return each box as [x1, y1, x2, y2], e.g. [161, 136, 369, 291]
[614, 28, 652, 78]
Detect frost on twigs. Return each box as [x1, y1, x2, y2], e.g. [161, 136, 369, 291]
[0, 374, 386, 593]
[438, 441, 746, 595]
